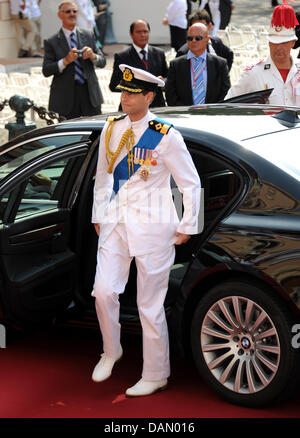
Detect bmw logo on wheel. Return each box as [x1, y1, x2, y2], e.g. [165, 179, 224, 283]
[241, 337, 251, 349]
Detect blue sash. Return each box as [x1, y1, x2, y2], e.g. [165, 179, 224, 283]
[112, 118, 171, 195]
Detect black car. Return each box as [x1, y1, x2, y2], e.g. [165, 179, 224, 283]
[0, 104, 299, 408]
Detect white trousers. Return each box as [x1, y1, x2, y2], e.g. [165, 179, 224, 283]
[92, 223, 175, 381]
[209, 0, 221, 37]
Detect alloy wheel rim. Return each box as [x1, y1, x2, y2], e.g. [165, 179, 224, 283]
[201, 296, 281, 394]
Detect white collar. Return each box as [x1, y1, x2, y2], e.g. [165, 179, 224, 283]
[62, 27, 77, 38]
[133, 43, 149, 54]
[127, 111, 152, 128]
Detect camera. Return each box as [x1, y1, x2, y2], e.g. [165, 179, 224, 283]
[77, 49, 84, 58]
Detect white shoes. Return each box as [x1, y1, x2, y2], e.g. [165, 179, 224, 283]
[125, 378, 168, 397]
[92, 344, 123, 382]
[92, 345, 168, 397]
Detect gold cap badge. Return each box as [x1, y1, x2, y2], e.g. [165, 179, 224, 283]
[123, 68, 133, 82]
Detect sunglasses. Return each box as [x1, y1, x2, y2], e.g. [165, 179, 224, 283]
[187, 35, 204, 41]
[62, 9, 78, 13]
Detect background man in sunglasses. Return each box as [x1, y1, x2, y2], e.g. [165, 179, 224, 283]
[165, 22, 230, 106]
[176, 9, 234, 72]
[42, 1, 106, 119]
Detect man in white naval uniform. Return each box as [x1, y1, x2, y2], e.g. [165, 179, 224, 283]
[225, 1, 300, 106]
[91, 64, 201, 397]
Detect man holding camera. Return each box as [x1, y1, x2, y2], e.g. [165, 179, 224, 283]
[10, 0, 35, 58]
[42, 1, 106, 119]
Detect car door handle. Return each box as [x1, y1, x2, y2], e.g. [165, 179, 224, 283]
[52, 231, 62, 239]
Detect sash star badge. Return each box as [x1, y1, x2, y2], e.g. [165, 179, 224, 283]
[138, 165, 151, 181]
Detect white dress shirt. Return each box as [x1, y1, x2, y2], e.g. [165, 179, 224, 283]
[27, 0, 41, 19]
[73, 0, 95, 31]
[132, 43, 149, 62]
[165, 0, 187, 29]
[10, 0, 29, 15]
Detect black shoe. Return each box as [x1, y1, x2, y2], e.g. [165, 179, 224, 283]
[18, 49, 29, 58]
[33, 53, 44, 58]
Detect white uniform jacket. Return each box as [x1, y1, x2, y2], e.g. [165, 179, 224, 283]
[92, 111, 201, 256]
[225, 55, 300, 106]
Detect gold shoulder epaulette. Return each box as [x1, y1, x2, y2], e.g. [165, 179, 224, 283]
[106, 114, 126, 122]
[149, 119, 172, 135]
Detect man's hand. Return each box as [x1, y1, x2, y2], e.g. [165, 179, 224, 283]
[82, 46, 97, 61]
[94, 223, 100, 236]
[174, 232, 190, 245]
[63, 47, 78, 66]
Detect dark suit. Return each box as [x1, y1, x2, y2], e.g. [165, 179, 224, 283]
[176, 37, 234, 71]
[219, 0, 233, 30]
[92, 0, 108, 46]
[43, 28, 106, 118]
[109, 45, 168, 108]
[165, 52, 230, 106]
[204, 0, 233, 29]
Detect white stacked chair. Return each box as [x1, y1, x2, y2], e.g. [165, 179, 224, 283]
[96, 68, 120, 113]
[165, 48, 176, 65]
[30, 66, 43, 75]
[222, 25, 275, 85]
[227, 28, 257, 53]
[217, 29, 231, 47]
[8, 72, 31, 87]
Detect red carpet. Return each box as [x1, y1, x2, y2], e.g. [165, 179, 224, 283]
[0, 326, 299, 419]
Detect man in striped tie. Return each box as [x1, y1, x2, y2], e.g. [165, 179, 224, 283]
[165, 22, 230, 106]
[43, 1, 106, 119]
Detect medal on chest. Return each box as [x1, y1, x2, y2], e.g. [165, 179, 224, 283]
[134, 147, 159, 167]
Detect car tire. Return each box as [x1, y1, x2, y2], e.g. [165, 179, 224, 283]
[191, 280, 300, 407]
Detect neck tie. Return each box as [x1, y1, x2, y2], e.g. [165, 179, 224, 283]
[140, 49, 148, 70]
[70, 32, 85, 85]
[191, 57, 206, 105]
[20, 1, 26, 10]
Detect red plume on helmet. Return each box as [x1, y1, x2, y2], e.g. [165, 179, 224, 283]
[271, 0, 299, 29]
[268, 0, 298, 43]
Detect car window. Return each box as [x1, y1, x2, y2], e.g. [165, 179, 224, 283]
[0, 134, 87, 183]
[0, 157, 74, 224]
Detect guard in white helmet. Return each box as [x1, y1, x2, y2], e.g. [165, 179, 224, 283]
[225, 0, 300, 106]
[91, 64, 202, 397]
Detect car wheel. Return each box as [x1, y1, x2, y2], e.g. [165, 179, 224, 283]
[191, 280, 300, 407]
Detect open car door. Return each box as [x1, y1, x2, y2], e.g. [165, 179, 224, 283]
[222, 88, 274, 104]
[0, 131, 93, 328]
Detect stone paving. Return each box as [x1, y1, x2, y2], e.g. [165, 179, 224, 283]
[229, 0, 278, 28]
